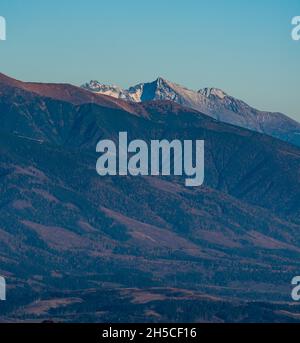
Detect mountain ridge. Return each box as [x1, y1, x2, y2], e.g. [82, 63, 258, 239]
[0, 72, 143, 115]
[82, 77, 300, 147]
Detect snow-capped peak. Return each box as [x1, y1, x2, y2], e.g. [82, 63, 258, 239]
[82, 80, 116, 92]
[81, 81, 131, 100]
[198, 87, 228, 100]
[155, 76, 169, 86]
[125, 77, 179, 102]
[80, 77, 300, 148]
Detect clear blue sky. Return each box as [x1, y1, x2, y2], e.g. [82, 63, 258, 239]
[1, 0, 299, 120]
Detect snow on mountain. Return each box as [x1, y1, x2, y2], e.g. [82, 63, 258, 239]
[198, 87, 228, 99]
[81, 77, 300, 147]
[81, 80, 132, 101]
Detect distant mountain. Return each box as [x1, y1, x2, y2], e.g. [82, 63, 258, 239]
[1, 73, 300, 322]
[82, 77, 300, 147]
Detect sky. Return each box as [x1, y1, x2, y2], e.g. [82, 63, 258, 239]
[0, 0, 299, 120]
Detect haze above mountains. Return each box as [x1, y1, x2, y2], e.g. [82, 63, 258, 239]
[82, 77, 300, 148]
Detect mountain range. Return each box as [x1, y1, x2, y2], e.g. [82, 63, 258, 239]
[82, 77, 300, 147]
[1, 72, 300, 322]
